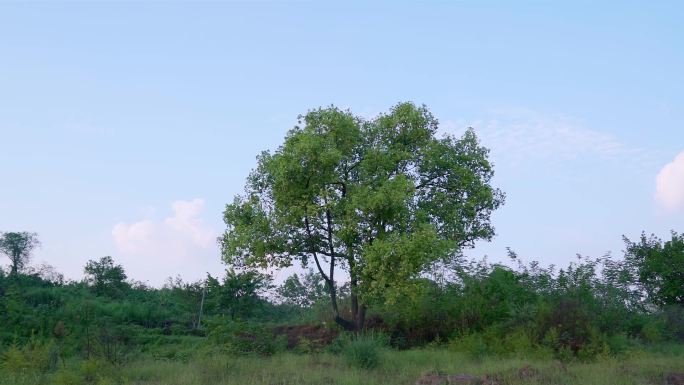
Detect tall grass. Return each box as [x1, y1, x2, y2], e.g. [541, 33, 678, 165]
[1, 347, 682, 385]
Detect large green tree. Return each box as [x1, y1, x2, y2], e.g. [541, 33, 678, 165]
[0, 231, 40, 276]
[221, 102, 504, 330]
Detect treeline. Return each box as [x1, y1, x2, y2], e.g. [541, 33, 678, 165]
[0, 257, 291, 363]
[0, 231, 683, 370]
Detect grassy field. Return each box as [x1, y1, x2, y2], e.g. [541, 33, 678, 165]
[2, 347, 683, 385]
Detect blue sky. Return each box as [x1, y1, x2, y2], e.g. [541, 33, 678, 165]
[1, 1, 683, 285]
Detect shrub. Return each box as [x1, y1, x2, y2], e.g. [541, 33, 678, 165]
[641, 318, 666, 343]
[607, 333, 639, 356]
[80, 358, 103, 382]
[576, 328, 610, 361]
[0, 340, 57, 374]
[342, 334, 386, 369]
[1, 344, 30, 373]
[449, 333, 489, 359]
[326, 332, 352, 355]
[664, 306, 684, 341]
[502, 328, 542, 357]
[96, 378, 116, 385]
[207, 319, 285, 356]
[53, 369, 85, 385]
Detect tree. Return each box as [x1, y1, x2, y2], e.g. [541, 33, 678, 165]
[221, 102, 504, 330]
[0, 232, 40, 275]
[623, 232, 684, 306]
[278, 269, 326, 307]
[206, 269, 272, 319]
[277, 274, 308, 307]
[84, 256, 128, 297]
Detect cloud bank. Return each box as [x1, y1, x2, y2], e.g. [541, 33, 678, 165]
[655, 151, 684, 212]
[112, 199, 222, 285]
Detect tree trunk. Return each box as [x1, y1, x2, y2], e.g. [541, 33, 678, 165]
[351, 281, 359, 322]
[328, 281, 364, 331]
[334, 315, 356, 331]
[355, 304, 367, 331]
[10, 255, 18, 276]
[325, 276, 356, 331]
[349, 281, 367, 330]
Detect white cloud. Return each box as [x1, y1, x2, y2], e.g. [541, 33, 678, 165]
[112, 199, 222, 285]
[443, 109, 656, 171]
[655, 151, 684, 211]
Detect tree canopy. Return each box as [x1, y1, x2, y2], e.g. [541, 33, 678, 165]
[221, 102, 504, 329]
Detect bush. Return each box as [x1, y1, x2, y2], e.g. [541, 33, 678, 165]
[641, 318, 666, 343]
[502, 328, 544, 357]
[326, 332, 352, 355]
[0, 340, 57, 374]
[607, 333, 640, 356]
[576, 328, 610, 362]
[52, 369, 85, 385]
[449, 333, 489, 359]
[449, 328, 544, 359]
[342, 334, 386, 369]
[664, 306, 684, 342]
[80, 359, 104, 382]
[1, 345, 30, 373]
[207, 319, 285, 356]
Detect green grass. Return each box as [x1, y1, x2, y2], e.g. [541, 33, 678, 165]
[1, 348, 683, 385]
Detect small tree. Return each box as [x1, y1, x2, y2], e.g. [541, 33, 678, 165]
[207, 269, 272, 319]
[84, 256, 128, 297]
[222, 102, 504, 330]
[0, 231, 40, 275]
[278, 270, 326, 307]
[277, 274, 308, 307]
